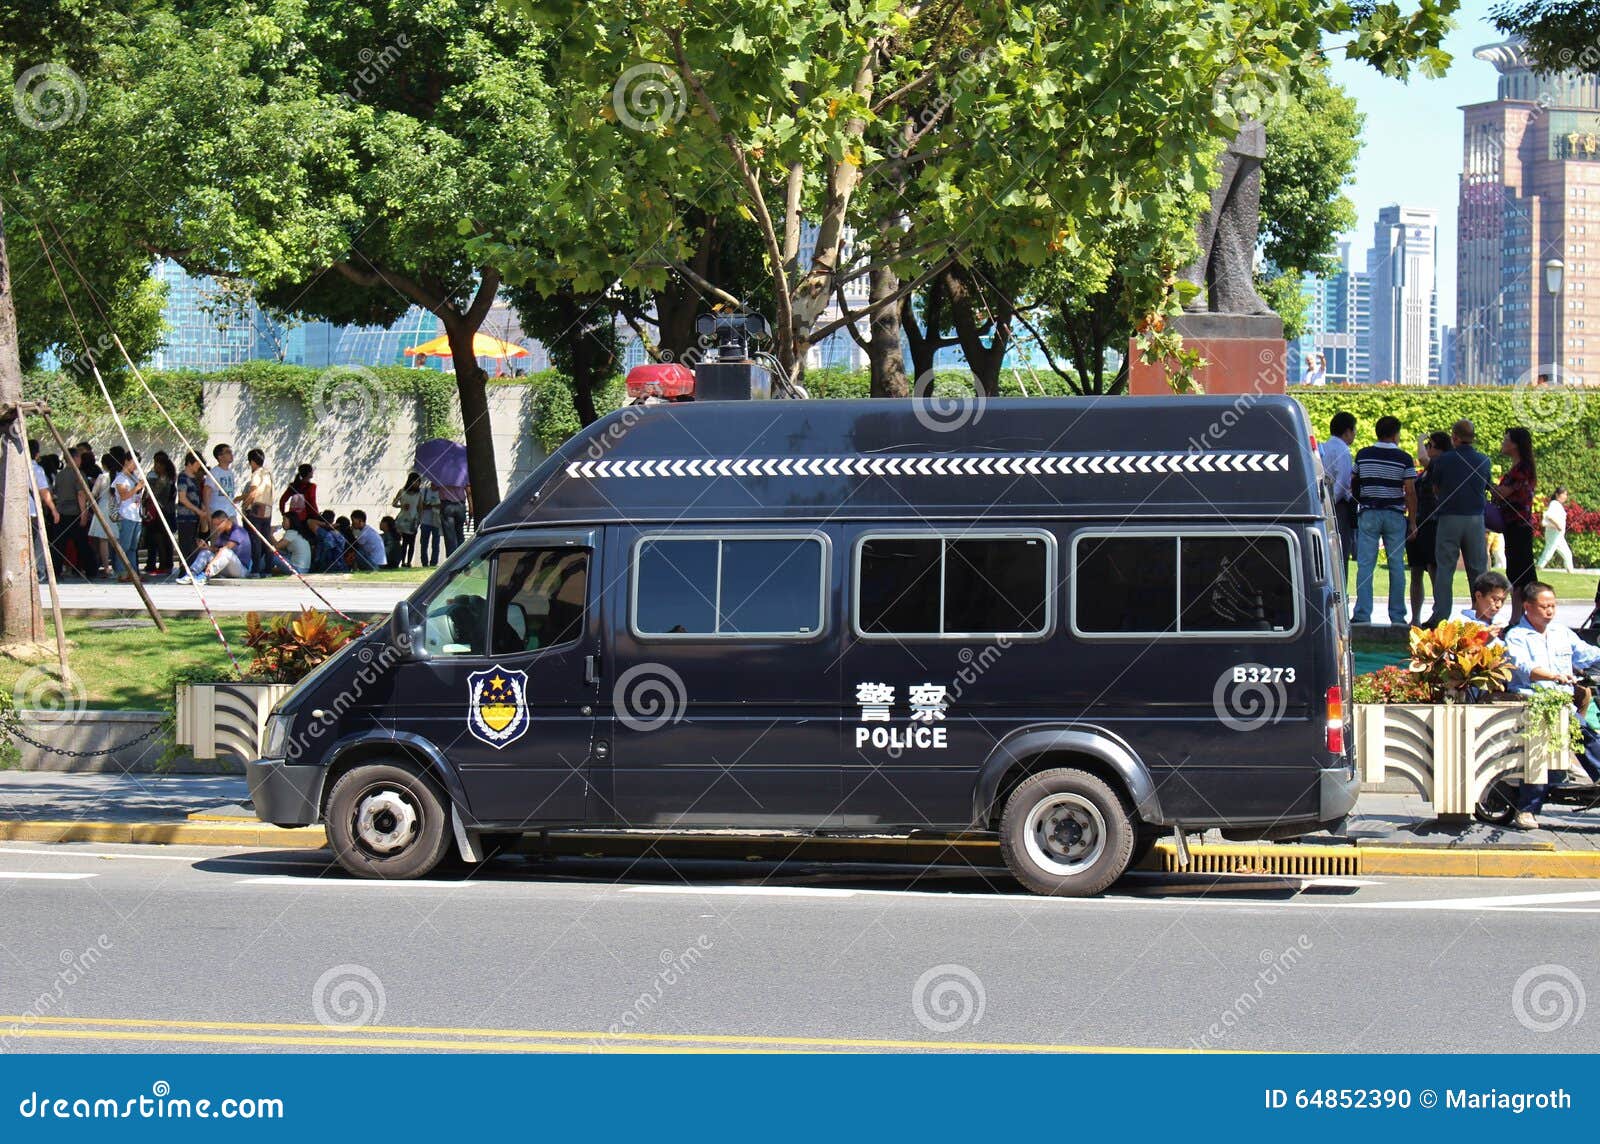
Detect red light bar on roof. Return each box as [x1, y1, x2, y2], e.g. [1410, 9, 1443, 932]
[626, 363, 695, 401]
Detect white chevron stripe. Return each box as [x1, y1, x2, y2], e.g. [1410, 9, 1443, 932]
[567, 452, 1289, 478]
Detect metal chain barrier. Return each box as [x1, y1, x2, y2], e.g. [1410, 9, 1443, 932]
[6, 719, 170, 760]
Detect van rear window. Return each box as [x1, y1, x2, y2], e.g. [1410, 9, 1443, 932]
[856, 534, 1050, 638]
[634, 537, 824, 637]
[1073, 533, 1297, 636]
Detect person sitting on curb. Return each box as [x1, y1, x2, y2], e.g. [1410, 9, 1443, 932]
[272, 513, 312, 575]
[176, 509, 253, 584]
[1455, 570, 1512, 639]
[304, 514, 349, 573]
[1502, 581, 1600, 830]
[349, 509, 388, 571]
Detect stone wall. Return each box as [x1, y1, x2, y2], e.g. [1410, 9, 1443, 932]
[190, 381, 549, 522]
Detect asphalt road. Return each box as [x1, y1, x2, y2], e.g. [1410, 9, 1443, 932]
[0, 841, 1595, 1054]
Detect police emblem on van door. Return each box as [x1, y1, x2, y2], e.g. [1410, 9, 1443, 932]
[467, 666, 530, 748]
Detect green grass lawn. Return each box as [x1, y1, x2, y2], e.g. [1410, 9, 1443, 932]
[322, 567, 431, 584]
[4, 617, 255, 711]
[1349, 564, 1598, 622]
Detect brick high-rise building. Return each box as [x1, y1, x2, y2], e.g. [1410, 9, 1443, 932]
[1457, 39, 1600, 387]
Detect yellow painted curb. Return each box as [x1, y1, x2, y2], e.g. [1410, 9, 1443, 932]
[0, 821, 1596, 878]
[0, 821, 327, 849]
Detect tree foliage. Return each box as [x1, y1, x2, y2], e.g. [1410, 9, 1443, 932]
[1493, 1, 1600, 75]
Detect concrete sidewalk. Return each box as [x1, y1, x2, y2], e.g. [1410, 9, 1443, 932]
[38, 576, 411, 615]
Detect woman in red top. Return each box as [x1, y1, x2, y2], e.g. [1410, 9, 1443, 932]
[278, 463, 319, 535]
[1493, 426, 1537, 624]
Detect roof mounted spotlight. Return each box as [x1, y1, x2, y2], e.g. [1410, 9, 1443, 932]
[695, 312, 771, 363]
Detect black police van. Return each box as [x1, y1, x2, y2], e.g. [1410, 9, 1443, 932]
[249, 383, 1355, 896]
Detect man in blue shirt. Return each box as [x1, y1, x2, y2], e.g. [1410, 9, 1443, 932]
[1424, 419, 1492, 626]
[1350, 415, 1417, 625]
[1503, 581, 1600, 828]
[349, 509, 388, 571]
[177, 510, 252, 583]
[304, 515, 349, 573]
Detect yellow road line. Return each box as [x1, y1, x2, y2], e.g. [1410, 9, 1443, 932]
[0, 1014, 1227, 1054]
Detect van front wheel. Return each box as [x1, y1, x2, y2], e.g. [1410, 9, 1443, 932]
[326, 762, 452, 880]
[999, 769, 1134, 896]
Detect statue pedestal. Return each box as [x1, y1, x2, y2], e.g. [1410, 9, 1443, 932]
[1127, 313, 1286, 397]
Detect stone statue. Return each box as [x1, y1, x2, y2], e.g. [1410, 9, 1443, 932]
[1180, 120, 1273, 316]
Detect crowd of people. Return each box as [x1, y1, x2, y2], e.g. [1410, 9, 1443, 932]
[1316, 412, 1578, 628]
[25, 439, 472, 585]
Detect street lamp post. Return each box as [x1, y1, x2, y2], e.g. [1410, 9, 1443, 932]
[1545, 257, 1565, 383]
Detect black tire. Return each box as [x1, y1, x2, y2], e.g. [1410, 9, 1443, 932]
[1130, 827, 1164, 870]
[999, 768, 1135, 896]
[325, 761, 453, 879]
[1474, 778, 1519, 827]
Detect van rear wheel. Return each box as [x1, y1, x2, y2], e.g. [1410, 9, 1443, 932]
[999, 769, 1134, 896]
[326, 761, 452, 880]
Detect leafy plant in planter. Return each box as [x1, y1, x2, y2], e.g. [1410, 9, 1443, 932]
[1520, 685, 1586, 760]
[242, 609, 366, 684]
[0, 688, 21, 770]
[1406, 620, 1513, 702]
[1352, 664, 1433, 705]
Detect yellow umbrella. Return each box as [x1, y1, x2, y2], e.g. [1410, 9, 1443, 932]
[403, 332, 530, 359]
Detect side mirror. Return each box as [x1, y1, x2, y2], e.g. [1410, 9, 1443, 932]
[389, 600, 428, 662]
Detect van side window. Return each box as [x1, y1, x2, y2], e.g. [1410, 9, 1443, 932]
[423, 559, 491, 656]
[1074, 533, 1297, 636]
[492, 548, 589, 654]
[634, 537, 825, 637]
[856, 534, 1050, 638]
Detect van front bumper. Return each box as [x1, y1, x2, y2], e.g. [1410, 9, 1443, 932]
[1320, 764, 1360, 823]
[246, 759, 326, 828]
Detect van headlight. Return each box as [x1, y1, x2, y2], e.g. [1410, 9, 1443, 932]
[262, 714, 294, 760]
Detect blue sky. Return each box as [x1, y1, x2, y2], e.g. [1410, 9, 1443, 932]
[1327, 0, 1505, 321]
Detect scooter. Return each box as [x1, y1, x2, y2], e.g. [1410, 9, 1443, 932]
[1474, 667, 1600, 825]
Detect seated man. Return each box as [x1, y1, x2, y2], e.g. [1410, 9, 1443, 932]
[1456, 570, 1511, 638]
[304, 514, 349, 573]
[349, 509, 387, 571]
[178, 510, 252, 583]
[1502, 581, 1600, 829]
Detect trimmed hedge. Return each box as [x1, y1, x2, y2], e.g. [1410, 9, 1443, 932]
[1293, 386, 1600, 510]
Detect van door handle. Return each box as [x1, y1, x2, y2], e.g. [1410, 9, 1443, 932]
[584, 654, 599, 684]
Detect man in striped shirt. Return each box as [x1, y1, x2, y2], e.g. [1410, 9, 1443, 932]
[1351, 415, 1418, 625]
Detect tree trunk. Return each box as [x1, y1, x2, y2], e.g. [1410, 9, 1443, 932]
[944, 269, 1011, 397]
[868, 261, 907, 398]
[441, 318, 501, 517]
[0, 198, 44, 647]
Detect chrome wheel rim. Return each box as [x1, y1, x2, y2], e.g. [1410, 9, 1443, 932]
[1023, 793, 1106, 876]
[353, 788, 420, 856]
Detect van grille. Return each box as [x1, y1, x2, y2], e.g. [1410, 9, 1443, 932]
[1150, 841, 1361, 877]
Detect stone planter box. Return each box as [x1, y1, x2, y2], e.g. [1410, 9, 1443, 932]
[1355, 700, 1568, 818]
[174, 682, 291, 767]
